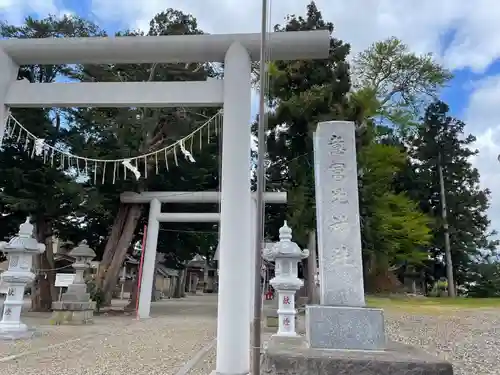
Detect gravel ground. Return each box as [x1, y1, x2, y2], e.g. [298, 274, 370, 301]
[188, 308, 500, 375]
[0, 296, 217, 375]
[187, 346, 216, 375]
[1, 297, 498, 375]
[385, 308, 500, 375]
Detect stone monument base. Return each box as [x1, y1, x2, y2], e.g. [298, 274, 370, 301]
[50, 301, 95, 325]
[261, 335, 453, 375]
[306, 305, 385, 350]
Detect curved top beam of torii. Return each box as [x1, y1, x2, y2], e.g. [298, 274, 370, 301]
[0, 30, 329, 65]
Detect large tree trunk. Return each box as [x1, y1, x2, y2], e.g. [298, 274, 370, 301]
[365, 254, 403, 294]
[101, 204, 142, 305]
[97, 204, 130, 287]
[31, 220, 56, 312]
[97, 65, 163, 306]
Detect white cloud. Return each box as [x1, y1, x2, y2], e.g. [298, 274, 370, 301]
[86, 0, 500, 73]
[1, 0, 499, 83]
[464, 76, 500, 234]
[2, 0, 500, 77]
[0, 0, 56, 24]
[0, 0, 72, 26]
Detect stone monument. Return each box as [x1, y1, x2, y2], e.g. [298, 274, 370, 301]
[51, 240, 96, 325]
[262, 222, 309, 337]
[261, 121, 453, 375]
[0, 218, 45, 339]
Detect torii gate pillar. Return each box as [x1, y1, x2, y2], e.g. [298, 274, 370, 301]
[217, 42, 252, 375]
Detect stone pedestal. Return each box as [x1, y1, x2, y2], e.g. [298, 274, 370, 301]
[50, 301, 95, 325]
[50, 240, 96, 325]
[261, 336, 453, 375]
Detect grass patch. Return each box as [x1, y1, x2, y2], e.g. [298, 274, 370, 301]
[366, 296, 500, 314]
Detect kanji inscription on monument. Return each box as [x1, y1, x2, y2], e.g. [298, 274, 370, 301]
[313, 121, 365, 307]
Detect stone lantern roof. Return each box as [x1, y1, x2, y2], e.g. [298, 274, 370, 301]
[68, 240, 96, 260]
[263, 221, 309, 261]
[0, 218, 45, 254]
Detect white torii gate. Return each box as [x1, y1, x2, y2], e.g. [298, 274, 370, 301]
[0, 32, 329, 375]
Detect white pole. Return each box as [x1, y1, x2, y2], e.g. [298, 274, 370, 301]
[252, 0, 268, 374]
[0, 50, 18, 146]
[137, 198, 161, 319]
[215, 42, 252, 375]
[249, 199, 257, 323]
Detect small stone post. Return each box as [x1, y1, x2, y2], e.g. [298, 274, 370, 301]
[263, 221, 309, 337]
[120, 266, 126, 299]
[51, 240, 96, 325]
[0, 218, 45, 339]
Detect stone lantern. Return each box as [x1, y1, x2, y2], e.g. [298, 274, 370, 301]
[263, 221, 309, 337]
[51, 240, 96, 325]
[0, 218, 45, 338]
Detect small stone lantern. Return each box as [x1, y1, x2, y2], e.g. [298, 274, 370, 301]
[51, 240, 96, 325]
[263, 221, 309, 337]
[0, 218, 45, 338]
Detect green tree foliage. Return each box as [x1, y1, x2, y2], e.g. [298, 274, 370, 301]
[0, 15, 106, 310]
[263, 2, 433, 294]
[264, 2, 354, 246]
[358, 142, 431, 281]
[59, 9, 221, 302]
[352, 37, 452, 137]
[408, 101, 498, 286]
[466, 262, 500, 298]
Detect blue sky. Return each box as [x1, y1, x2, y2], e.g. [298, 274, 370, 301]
[1, 0, 500, 235]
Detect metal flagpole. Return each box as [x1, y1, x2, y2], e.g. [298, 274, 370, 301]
[251, 0, 268, 374]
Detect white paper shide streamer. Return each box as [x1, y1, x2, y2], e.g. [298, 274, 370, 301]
[3, 110, 223, 185]
[122, 159, 141, 180]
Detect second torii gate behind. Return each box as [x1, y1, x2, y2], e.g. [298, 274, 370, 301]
[120, 190, 287, 321]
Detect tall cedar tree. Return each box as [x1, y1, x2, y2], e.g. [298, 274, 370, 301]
[409, 101, 498, 286]
[264, 3, 431, 294]
[264, 2, 354, 246]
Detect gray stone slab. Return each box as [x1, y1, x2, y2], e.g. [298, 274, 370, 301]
[305, 305, 385, 350]
[261, 335, 453, 375]
[313, 121, 365, 307]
